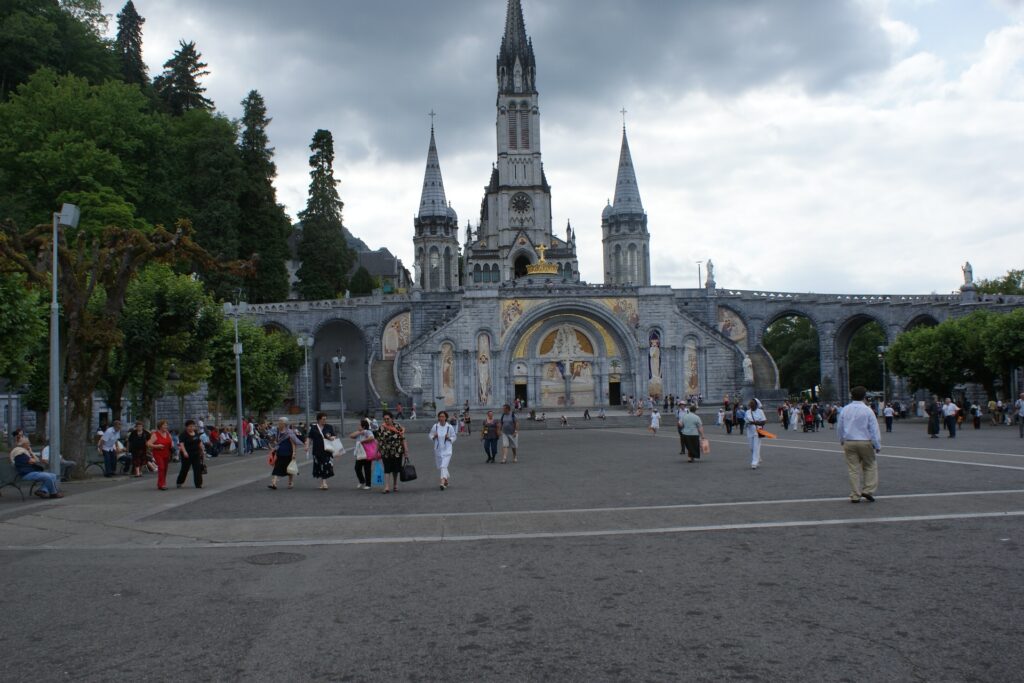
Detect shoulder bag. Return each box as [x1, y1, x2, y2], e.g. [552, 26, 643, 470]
[399, 457, 417, 482]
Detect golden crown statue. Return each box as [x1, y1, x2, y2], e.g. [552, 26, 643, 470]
[526, 244, 558, 275]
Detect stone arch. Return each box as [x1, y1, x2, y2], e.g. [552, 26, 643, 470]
[904, 313, 940, 331]
[261, 320, 293, 335]
[428, 247, 440, 289]
[503, 300, 641, 408]
[512, 252, 532, 278]
[311, 318, 370, 416]
[833, 313, 891, 401]
[760, 310, 821, 398]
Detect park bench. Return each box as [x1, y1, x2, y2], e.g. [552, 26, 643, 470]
[0, 458, 39, 501]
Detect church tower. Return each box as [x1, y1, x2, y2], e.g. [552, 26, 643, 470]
[413, 125, 460, 290]
[465, 0, 578, 285]
[602, 125, 650, 285]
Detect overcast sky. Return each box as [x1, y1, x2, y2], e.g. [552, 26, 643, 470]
[104, 0, 1024, 294]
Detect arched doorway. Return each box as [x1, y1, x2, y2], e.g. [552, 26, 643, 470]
[312, 319, 368, 415]
[762, 313, 821, 399]
[513, 254, 531, 278]
[841, 318, 888, 397]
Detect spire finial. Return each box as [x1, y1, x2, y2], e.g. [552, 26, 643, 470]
[620, 107, 628, 129]
[429, 109, 436, 131]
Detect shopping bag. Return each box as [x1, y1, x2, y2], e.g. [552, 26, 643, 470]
[700, 438, 711, 455]
[364, 440, 381, 461]
[372, 459, 385, 487]
[286, 457, 299, 475]
[399, 459, 417, 482]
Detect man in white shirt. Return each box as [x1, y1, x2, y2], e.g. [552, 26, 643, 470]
[836, 386, 881, 503]
[96, 419, 122, 478]
[941, 398, 959, 438]
[882, 404, 895, 433]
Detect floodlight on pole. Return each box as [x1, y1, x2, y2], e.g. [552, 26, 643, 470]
[331, 353, 346, 433]
[297, 334, 315, 429]
[49, 203, 79, 477]
[223, 300, 248, 453]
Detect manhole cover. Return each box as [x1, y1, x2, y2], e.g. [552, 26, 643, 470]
[244, 552, 307, 566]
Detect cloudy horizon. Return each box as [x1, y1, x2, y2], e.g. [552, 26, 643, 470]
[103, 0, 1024, 295]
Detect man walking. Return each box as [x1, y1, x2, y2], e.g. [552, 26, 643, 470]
[499, 403, 519, 464]
[97, 419, 122, 478]
[942, 398, 959, 438]
[1015, 393, 1024, 438]
[836, 386, 881, 504]
[883, 403, 895, 433]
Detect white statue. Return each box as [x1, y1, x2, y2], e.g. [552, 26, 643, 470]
[411, 361, 423, 389]
[962, 261, 973, 286]
[742, 354, 754, 384]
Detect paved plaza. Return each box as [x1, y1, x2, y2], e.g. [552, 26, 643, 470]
[2, 419, 1023, 682]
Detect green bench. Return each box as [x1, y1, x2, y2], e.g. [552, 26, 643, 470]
[0, 458, 40, 501]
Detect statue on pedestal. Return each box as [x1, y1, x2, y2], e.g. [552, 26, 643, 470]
[962, 261, 973, 286]
[411, 362, 423, 389]
[742, 354, 754, 384]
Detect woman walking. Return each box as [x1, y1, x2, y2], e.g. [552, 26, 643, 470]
[126, 420, 150, 478]
[176, 419, 206, 488]
[649, 408, 661, 436]
[481, 410, 499, 463]
[745, 399, 768, 469]
[268, 417, 302, 490]
[376, 411, 408, 494]
[146, 420, 173, 490]
[430, 410, 457, 490]
[305, 412, 336, 490]
[349, 418, 376, 490]
[679, 405, 705, 462]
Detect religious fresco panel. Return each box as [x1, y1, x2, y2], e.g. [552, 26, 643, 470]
[538, 323, 596, 407]
[381, 312, 411, 360]
[647, 330, 663, 399]
[683, 338, 700, 397]
[439, 342, 456, 407]
[476, 333, 492, 405]
[717, 308, 748, 344]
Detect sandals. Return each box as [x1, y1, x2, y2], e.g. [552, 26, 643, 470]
[267, 484, 277, 490]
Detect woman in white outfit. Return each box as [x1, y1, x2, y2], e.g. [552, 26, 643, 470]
[789, 404, 801, 433]
[745, 398, 768, 469]
[429, 410, 457, 490]
[649, 408, 661, 435]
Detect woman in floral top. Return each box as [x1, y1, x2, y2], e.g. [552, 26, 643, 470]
[375, 411, 407, 494]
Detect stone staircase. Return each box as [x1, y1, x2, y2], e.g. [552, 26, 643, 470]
[371, 359, 399, 408]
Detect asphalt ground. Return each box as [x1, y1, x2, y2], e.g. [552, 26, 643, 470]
[2, 419, 1022, 682]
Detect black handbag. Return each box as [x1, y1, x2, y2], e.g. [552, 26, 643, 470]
[399, 459, 417, 482]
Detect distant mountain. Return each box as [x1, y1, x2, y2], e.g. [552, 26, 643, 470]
[289, 222, 370, 255]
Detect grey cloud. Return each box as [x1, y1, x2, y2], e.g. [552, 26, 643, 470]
[136, 0, 893, 163]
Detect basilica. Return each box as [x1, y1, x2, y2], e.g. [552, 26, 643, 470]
[251, 0, 989, 416]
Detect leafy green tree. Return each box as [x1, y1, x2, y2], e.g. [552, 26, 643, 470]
[887, 323, 963, 397]
[847, 321, 886, 392]
[166, 108, 245, 298]
[208, 321, 302, 418]
[348, 266, 376, 296]
[296, 129, 353, 300]
[982, 308, 1024, 395]
[0, 0, 117, 100]
[153, 40, 213, 115]
[762, 315, 820, 396]
[0, 70, 169, 231]
[114, 0, 147, 85]
[99, 264, 222, 421]
[238, 90, 291, 303]
[976, 269, 1024, 295]
[0, 273, 47, 384]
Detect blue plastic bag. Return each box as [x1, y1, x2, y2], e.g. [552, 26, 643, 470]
[372, 459, 385, 487]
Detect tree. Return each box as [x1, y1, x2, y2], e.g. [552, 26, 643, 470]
[0, 273, 47, 384]
[296, 129, 353, 300]
[0, 217, 224, 469]
[99, 264, 222, 421]
[982, 308, 1024, 395]
[847, 321, 886, 391]
[207, 321, 302, 418]
[348, 266, 376, 296]
[238, 90, 292, 303]
[887, 324, 963, 397]
[114, 1, 147, 85]
[976, 269, 1024, 296]
[762, 315, 820, 396]
[153, 40, 213, 115]
[0, 0, 117, 100]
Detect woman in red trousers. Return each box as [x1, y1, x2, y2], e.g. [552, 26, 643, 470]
[147, 420, 173, 490]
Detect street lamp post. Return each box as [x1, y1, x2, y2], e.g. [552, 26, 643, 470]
[48, 203, 80, 476]
[331, 352, 346, 433]
[696, 261, 703, 289]
[224, 300, 248, 453]
[877, 345, 889, 403]
[297, 334, 314, 429]
[166, 364, 181, 428]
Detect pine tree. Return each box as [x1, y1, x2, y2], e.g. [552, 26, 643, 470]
[238, 90, 291, 303]
[115, 1, 147, 85]
[153, 40, 213, 115]
[296, 129, 353, 300]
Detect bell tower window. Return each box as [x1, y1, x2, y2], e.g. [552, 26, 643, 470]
[519, 108, 530, 149]
[508, 104, 518, 150]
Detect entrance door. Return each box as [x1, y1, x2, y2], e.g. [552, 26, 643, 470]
[514, 382, 528, 405]
[609, 381, 621, 406]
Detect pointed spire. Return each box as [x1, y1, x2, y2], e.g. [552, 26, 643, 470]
[611, 125, 644, 214]
[497, 0, 537, 95]
[418, 125, 456, 220]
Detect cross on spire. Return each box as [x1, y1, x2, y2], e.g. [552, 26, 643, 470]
[620, 107, 628, 128]
[429, 109, 436, 130]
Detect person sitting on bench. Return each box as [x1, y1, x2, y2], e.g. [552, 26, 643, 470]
[10, 436, 63, 499]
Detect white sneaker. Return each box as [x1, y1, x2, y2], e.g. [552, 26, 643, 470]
[356, 484, 364, 489]
[363, 485, 371, 490]
[751, 464, 759, 469]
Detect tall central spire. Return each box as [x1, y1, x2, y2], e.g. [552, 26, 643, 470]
[418, 126, 454, 219]
[496, 0, 536, 95]
[611, 126, 644, 213]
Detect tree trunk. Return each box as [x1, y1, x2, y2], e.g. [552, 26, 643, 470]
[32, 410, 47, 443]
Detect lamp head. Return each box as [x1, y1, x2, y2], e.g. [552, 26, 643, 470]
[57, 203, 80, 228]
